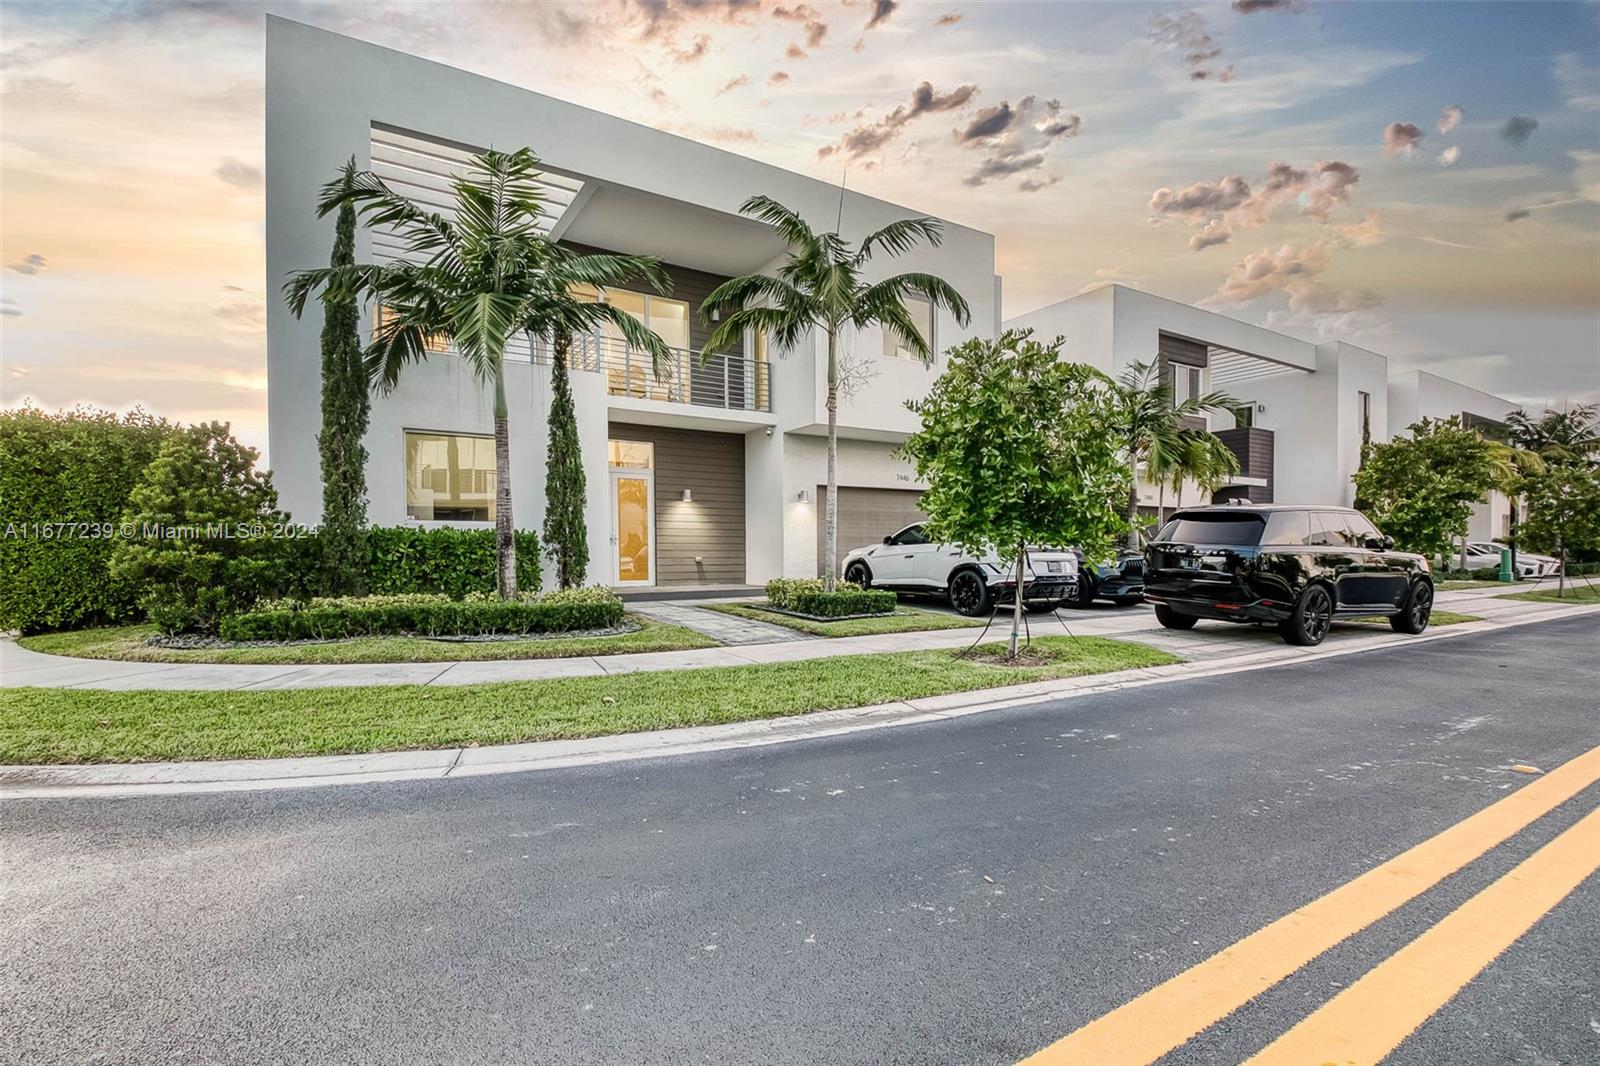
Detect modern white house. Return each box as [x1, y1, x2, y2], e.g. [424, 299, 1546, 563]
[265, 19, 1524, 590]
[265, 18, 998, 591]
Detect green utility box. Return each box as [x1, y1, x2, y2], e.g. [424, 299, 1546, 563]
[1500, 547, 1514, 583]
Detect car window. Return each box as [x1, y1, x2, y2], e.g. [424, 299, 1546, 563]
[891, 524, 929, 546]
[1347, 513, 1383, 545]
[1310, 512, 1355, 547]
[1260, 510, 1311, 546]
[1155, 514, 1267, 546]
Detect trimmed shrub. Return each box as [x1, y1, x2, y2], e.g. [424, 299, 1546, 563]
[366, 526, 541, 600]
[0, 405, 175, 633]
[765, 578, 896, 618]
[219, 587, 623, 642]
[110, 422, 290, 635]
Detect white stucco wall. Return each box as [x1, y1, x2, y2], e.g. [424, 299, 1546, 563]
[1388, 369, 1521, 541]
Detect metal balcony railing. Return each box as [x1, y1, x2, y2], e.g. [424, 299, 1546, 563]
[537, 333, 772, 413]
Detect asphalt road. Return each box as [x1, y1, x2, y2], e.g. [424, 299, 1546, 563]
[4, 614, 1598, 1065]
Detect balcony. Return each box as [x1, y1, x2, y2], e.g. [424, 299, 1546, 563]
[1213, 426, 1275, 503]
[541, 333, 771, 414]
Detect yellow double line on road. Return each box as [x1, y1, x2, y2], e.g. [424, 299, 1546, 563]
[1021, 743, 1600, 1066]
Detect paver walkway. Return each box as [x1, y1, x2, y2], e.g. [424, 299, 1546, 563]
[2, 589, 1591, 692]
[628, 601, 819, 645]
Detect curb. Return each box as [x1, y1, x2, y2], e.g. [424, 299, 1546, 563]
[4, 605, 1595, 800]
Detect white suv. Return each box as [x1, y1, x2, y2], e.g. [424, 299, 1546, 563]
[841, 523, 1080, 617]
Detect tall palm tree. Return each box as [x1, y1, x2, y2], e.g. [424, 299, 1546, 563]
[1168, 429, 1242, 513]
[285, 148, 671, 597]
[699, 195, 971, 590]
[1112, 359, 1238, 547]
[1506, 404, 1600, 467]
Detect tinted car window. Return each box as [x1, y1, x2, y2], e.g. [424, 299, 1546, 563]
[891, 524, 929, 546]
[1347, 513, 1383, 545]
[1156, 515, 1267, 546]
[1310, 512, 1355, 547]
[1260, 510, 1311, 545]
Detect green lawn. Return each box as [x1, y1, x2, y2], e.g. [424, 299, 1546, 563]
[17, 615, 717, 665]
[1497, 582, 1600, 605]
[1, 636, 1180, 765]
[1345, 610, 1480, 627]
[703, 602, 982, 637]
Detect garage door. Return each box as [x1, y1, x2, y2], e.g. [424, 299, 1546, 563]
[817, 486, 927, 578]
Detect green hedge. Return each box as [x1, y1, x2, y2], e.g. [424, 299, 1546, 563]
[765, 578, 896, 618]
[365, 526, 541, 600]
[0, 406, 176, 634]
[219, 587, 621, 643]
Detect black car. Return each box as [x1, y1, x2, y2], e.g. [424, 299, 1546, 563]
[1069, 549, 1146, 607]
[1142, 505, 1434, 646]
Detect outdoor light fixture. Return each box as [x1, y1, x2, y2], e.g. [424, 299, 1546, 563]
[681, 488, 692, 502]
[798, 490, 809, 503]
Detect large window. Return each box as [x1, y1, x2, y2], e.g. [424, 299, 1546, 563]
[571, 285, 690, 351]
[374, 305, 449, 353]
[405, 431, 495, 521]
[883, 297, 934, 361]
[1171, 364, 1203, 407]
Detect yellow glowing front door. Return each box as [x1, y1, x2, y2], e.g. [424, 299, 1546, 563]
[611, 471, 654, 586]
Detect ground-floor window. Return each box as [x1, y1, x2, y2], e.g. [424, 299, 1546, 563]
[405, 430, 495, 521]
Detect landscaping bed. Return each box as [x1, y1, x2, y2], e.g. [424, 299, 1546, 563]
[705, 602, 981, 638]
[764, 578, 896, 617]
[1345, 610, 1480, 627]
[17, 615, 716, 665]
[0, 636, 1181, 764]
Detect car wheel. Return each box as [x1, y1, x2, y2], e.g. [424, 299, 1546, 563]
[1389, 580, 1433, 634]
[1153, 604, 1197, 630]
[844, 561, 872, 589]
[948, 570, 992, 617]
[1280, 584, 1333, 646]
[1066, 573, 1096, 608]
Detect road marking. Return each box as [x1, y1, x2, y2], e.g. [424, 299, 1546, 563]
[1243, 803, 1600, 1066]
[1018, 742, 1600, 1066]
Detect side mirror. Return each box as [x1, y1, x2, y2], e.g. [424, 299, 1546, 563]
[882, 535, 893, 545]
[1383, 535, 1395, 551]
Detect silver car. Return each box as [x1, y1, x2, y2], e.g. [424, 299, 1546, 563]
[841, 523, 1080, 617]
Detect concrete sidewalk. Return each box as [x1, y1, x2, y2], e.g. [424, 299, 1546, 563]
[0, 588, 1586, 692]
[4, 603, 1594, 799]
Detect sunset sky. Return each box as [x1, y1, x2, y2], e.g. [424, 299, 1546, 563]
[2, 0, 1597, 459]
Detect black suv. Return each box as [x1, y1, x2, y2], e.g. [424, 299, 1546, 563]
[1143, 505, 1434, 646]
[1069, 549, 1146, 607]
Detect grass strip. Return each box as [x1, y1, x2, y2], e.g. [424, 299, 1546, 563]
[17, 616, 718, 665]
[0, 636, 1179, 765]
[702, 602, 981, 637]
[1344, 610, 1480, 627]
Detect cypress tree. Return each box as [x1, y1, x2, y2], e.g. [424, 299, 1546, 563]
[316, 159, 371, 594]
[543, 336, 589, 588]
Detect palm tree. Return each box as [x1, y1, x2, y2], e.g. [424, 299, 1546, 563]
[1168, 429, 1242, 513]
[699, 195, 971, 590]
[1112, 359, 1238, 548]
[1506, 404, 1600, 467]
[285, 148, 671, 597]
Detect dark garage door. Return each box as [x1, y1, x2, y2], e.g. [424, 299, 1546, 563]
[817, 486, 926, 578]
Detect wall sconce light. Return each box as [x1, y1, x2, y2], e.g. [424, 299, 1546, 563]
[680, 488, 693, 502]
[797, 489, 810, 503]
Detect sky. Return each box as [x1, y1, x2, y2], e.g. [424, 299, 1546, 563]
[2, 0, 1598, 460]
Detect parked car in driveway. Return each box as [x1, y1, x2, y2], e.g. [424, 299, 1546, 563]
[1451, 541, 1561, 578]
[1069, 548, 1146, 607]
[842, 523, 1080, 617]
[1143, 504, 1434, 646]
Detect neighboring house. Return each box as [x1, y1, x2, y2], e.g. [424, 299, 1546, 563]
[1388, 370, 1520, 542]
[265, 20, 1523, 589]
[1004, 285, 1519, 531]
[265, 18, 999, 590]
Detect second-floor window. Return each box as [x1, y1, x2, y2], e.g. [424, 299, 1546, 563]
[374, 305, 450, 353]
[883, 297, 934, 362]
[570, 284, 690, 351]
[1171, 364, 1203, 407]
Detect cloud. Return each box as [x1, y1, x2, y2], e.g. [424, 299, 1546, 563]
[1203, 211, 1387, 319]
[936, 13, 963, 26]
[1437, 145, 1461, 168]
[1018, 173, 1061, 193]
[1500, 115, 1539, 145]
[771, 4, 828, 48]
[0, 300, 21, 318]
[1382, 121, 1424, 156]
[718, 73, 750, 94]
[1149, 11, 1233, 82]
[671, 34, 710, 63]
[1150, 175, 1252, 217]
[959, 95, 1081, 188]
[1552, 52, 1600, 113]
[6, 252, 47, 275]
[1205, 241, 1331, 305]
[1505, 208, 1532, 222]
[1189, 218, 1233, 251]
[784, 43, 806, 59]
[866, 0, 897, 30]
[627, 0, 763, 42]
[1232, 0, 1305, 11]
[1436, 104, 1464, 134]
[767, 70, 790, 86]
[819, 80, 977, 159]
[1338, 209, 1384, 247]
[215, 157, 262, 187]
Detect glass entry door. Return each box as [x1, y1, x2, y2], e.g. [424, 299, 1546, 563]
[611, 470, 654, 586]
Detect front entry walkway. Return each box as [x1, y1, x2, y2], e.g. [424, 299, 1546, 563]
[628, 601, 821, 646]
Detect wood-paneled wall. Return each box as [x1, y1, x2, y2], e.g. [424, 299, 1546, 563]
[608, 421, 746, 585]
